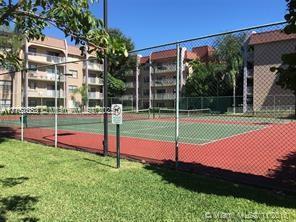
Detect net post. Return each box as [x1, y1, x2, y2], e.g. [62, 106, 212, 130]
[54, 64, 58, 148]
[103, 0, 109, 156]
[116, 124, 120, 168]
[175, 43, 180, 169]
[21, 112, 24, 142]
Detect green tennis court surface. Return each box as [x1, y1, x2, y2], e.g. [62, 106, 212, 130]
[1, 111, 275, 144]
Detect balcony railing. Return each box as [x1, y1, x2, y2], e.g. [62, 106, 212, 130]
[89, 92, 103, 99]
[28, 52, 65, 64]
[28, 89, 64, 98]
[121, 95, 133, 100]
[85, 62, 103, 71]
[28, 71, 65, 82]
[247, 69, 254, 78]
[153, 78, 176, 86]
[84, 77, 104, 85]
[153, 93, 175, 100]
[154, 64, 176, 73]
[247, 87, 253, 95]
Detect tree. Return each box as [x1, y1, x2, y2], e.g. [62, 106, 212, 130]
[0, 26, 23, 70]
[0, 0, 128, 70]
[73, 84, 88, 110]
[271, 0, 296, 117]
[214, 34, 246, 113]
[107, 73, 126, 97]
[107, 29, 136, 97]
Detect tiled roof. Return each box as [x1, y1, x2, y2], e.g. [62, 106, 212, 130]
[249, 30, 296, 45]
[68, 45, 82, 56]
[30, 36, 66, 50]
[140, 56, 149, 64]
[151, 49, 177, 61]
[185, 51, 199, 60]
[192, 46, 214, 60]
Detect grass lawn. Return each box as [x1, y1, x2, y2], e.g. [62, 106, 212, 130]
[0, 139, 295, 221]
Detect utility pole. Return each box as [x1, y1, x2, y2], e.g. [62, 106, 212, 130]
[103, 0, 109, 156]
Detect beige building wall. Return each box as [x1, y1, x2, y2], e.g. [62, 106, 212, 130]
[253, 39, 295, 111]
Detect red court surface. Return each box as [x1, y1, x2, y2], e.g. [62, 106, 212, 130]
[19, 122, 296, 178]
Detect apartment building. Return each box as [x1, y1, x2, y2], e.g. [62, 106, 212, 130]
[125, 46, 212, 109]
[244, 30, 296, 112]
[0, 35, 104, 109]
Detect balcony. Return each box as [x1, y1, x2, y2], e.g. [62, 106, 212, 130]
[28, 71, 65, 82]
[125, 82, 134, 88]
[28, 89, 65, 98]
[153, 78, 176, 86]
[247, 87, 253, 95]
[84, 77, 104, 85]
[85, 62, 103, 71]
[154, 93, 175, 100]
[89, 92, 103, 99]
[28, 52, 65, 64]
[247, 69, 254, 78]
[121, 95, 133, 100]
[154, 64, 176, 73]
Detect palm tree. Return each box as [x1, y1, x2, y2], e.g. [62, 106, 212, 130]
[73, 84, 88, 111]
[215, 34, 245, 114]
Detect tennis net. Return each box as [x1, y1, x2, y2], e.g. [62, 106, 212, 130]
[158, 108, 211, 118]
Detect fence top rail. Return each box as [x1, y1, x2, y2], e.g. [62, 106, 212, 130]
[129, 21, 286, 53]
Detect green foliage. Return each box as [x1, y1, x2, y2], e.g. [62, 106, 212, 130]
[184, 61, 211, 97]
[106, 29, 136, 97]
[271, 0, 296, 116]
[0, 0, 128, 69]
[184, 61, 227, 97]
[214, 34, 245, 84]
[0, 26, 23, 70]
[73, 84, 88, 107]
[0, 139, 295, 221]
[108, 28, 136, 79]
[107, 73, 126, 97]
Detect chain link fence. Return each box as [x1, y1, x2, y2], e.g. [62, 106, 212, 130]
[0, 21, 295, 192]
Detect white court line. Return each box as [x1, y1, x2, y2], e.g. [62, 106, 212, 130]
[198, 124, 272, 146]
[41, 119, 283, 147]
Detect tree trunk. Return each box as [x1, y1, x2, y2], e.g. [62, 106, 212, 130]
[233, 78, 236, 114]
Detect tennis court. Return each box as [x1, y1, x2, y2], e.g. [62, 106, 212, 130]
[0, 108, 286, 145]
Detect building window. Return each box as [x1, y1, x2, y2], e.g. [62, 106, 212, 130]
[29, 63, 37, 72]
[0, 81, 11, 93]
[28, 47, 37, 55]
[156, 89, 165, 94]
[68, 85, 78, 93]
[0, 100, 11, 108]
[143, 89, 149, 96]
[29, 81, 37, 90]
[68, 69, 78, 78]
[46, 67, 55, 74]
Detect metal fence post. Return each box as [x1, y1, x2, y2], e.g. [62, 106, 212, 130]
[21, 112, 24, 142]
[54, 64, 58, 148]
[175, 43, 180, 169]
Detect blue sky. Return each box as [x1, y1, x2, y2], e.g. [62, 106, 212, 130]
[44, 0, 287, 50]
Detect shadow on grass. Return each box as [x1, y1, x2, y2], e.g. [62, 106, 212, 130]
[144, 161, 296, 209]
[0, 177, 29, 188]
[0, 195, 39, 222]
[0, 165, 4, 169]
[83, 158, 116, 169]
[0, 127, 19, 144]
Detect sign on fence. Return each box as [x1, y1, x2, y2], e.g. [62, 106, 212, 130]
[112, 104, 123, 125]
